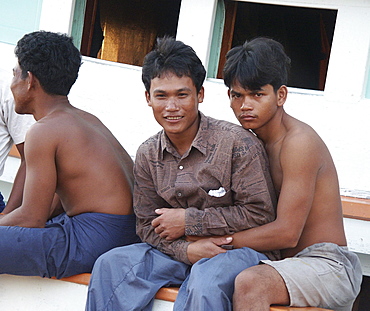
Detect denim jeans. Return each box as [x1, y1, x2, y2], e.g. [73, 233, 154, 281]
[86, 243, 267, 311]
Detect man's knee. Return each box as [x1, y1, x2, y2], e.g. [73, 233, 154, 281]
[235, 264, 290, 306]
[93, 244, 140, 273]
[234, 266, 262, 293]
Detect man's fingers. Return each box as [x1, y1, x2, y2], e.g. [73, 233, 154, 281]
[213, 236, 233, 246]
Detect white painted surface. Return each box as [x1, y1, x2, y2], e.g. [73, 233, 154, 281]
[39, 0, 76, 34]
[1, 0, 370, 194]
[176, 0, 218, 69]
[0, 274, 174, 311]
[344, 218, 370, 276]
[0, 275, 88, 311]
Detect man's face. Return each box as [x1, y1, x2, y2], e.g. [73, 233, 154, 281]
[229, 83, 284, 131]
[10, 62, 30, 114]
[146, 73, 204, 141]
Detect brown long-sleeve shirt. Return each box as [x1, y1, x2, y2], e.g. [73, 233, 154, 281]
[134, 113, 279, 264]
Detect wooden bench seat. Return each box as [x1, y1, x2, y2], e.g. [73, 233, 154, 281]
[59, 273, 332, 310]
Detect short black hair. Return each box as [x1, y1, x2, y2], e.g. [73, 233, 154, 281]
[223, 37, 291, 92]
[15, 30, 82, 96]
[142, 36, 206, 93]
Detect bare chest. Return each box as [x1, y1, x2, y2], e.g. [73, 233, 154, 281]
[267, 148, 283, 196]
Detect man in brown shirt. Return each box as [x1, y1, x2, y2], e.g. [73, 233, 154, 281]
[86, 37, 278, 311]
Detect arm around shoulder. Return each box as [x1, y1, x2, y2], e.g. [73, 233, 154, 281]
[230, 132, 323, 251]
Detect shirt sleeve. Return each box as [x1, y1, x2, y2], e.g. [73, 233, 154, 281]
[133, 150, 192, 264]
[3, 83, 35, 145]
[185, 137, 277, 237]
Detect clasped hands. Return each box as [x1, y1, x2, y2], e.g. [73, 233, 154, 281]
[152, 208, 233, 263]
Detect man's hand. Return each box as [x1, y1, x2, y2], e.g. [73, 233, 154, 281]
[152, 208, 186, 241]
[187, 236, 233, 264]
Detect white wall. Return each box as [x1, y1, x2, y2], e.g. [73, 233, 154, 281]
[0, 0, 369, 197]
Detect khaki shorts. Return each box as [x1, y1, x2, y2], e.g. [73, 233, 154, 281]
[261, 243, 362, 311]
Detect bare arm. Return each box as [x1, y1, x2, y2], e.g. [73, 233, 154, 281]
[187, 236, 232, 264]
[0, 123, 57, 227]
[215, 134, 321, 252]
[2, 143, 26, 213]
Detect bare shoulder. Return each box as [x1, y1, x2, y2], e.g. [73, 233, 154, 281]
[283, 116, 325, 151]
[280, 116, 329, 170]
[25, 118, 60, 150]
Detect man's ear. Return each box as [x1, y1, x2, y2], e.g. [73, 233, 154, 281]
[277, 85, 288, 107]
[145, 91, 151, 106]
[197, 86, 204, 103]
[27, 71, 38, 91]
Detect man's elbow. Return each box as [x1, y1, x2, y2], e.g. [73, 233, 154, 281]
[281, 231, 301, 249]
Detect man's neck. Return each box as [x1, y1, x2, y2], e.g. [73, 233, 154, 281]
[33, 95, 71, 121]
[254, 109, 287, 145]
[167, 133, 195, 157]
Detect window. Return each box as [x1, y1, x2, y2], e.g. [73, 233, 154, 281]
[80, 0, 181, 66]
[0, 0, 42, 45]
[216, 1, 337, 91]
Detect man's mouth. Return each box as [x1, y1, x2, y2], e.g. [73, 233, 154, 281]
[166, 116, 183, 120]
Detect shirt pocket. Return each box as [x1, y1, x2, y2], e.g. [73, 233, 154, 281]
[199, 187, 233, 208]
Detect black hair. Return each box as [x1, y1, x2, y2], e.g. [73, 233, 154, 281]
[15, 30, 82, 96]
[223, 37, 291, 92]
[142, 36, 206, 93]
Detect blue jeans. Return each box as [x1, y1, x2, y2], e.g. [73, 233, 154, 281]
[86, 243, 267, 311]
[174, 248, 268, 311]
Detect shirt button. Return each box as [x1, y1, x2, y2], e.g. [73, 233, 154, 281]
[179, 165, 184, 170]
[177, 192, 182, 197]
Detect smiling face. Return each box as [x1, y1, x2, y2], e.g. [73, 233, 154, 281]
[146, 73, 204, 147]
[229, 83, 287, 133]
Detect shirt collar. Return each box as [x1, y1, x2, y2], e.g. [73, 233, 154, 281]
[159, 112, 208, 159]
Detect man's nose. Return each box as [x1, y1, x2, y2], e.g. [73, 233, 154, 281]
[241, 98, 253, 110]
[165, 98, 179, 111]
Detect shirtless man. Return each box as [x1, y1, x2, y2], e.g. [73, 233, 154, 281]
[0, 30, 139, 278]
[222, 37, 362, 311]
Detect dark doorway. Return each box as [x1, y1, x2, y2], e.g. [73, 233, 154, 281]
[218, 1, 337, 90]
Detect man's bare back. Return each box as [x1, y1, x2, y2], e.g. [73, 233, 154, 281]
[1, 49, 134, 228]
[29, 103, 134, 217]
